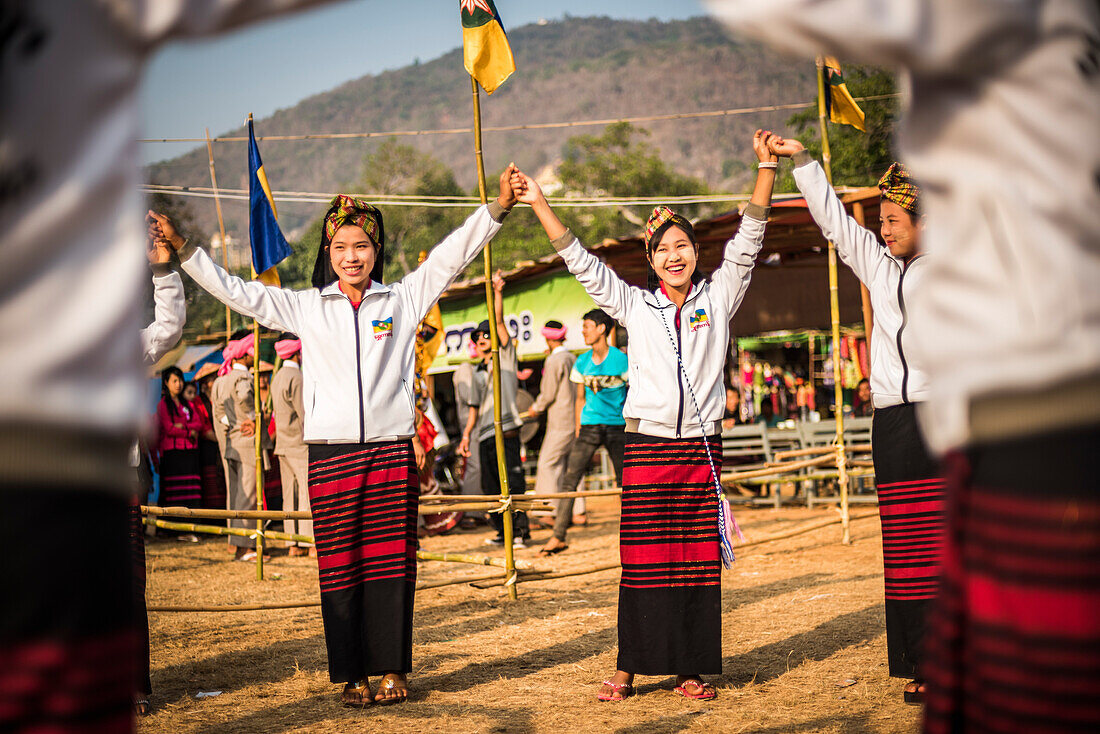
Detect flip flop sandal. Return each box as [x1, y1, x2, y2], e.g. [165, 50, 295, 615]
[674, 679, 717, 700]
[597, 680, 634, 702]
[903, 680, 925, 705]
[374, 675, 408, 705]
[341, 681, 371, 709]
[538, 543, 568, 557]
[133, 698, 151, 716]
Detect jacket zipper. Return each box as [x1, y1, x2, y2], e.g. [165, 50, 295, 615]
[896, 261, 911, 404]
[674, 302, 685, 437]
[351, 303, 366, 443]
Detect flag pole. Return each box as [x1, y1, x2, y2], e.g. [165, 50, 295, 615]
[816, 57, 852, 545]
[470, 75, 518, 600]
[205, 128, 233, 345]
[248, 113, 267, 578]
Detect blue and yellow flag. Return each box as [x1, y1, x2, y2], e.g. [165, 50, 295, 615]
[823, 57, 865, 131]
[461, 0, 514, 94]
[248, 117, 291, 286]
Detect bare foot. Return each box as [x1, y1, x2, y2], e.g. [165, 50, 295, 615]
[674, 675, 717, 700]
[374, 672, 408, 705]
[572, 514, 588, 526]
[597, 670, 634, 701]
[539, 537, 568, 556]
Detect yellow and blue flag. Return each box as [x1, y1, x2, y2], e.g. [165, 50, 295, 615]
[248, 117, 291, 286]
[461, 0, 515, 94]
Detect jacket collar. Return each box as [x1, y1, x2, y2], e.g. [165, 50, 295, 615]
[641, 280, 705, 310]
[320, 279, 392, 300]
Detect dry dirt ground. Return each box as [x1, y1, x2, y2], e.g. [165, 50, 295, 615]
[139, 500, 922, 734]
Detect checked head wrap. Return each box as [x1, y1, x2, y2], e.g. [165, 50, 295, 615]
[311, 194, 386, 288]
[643, 206, 699, 292]
[878, 162, 920, 216]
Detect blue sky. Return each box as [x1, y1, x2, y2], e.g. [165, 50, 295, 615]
[140, 0, 705, 163]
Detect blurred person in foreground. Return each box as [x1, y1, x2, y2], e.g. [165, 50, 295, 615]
[0, 3, 347, 729]
[521, 320, 578, 530]
[705, 1, 1100, 730]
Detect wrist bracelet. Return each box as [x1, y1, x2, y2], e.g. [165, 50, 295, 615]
[758, 161, 778, 170]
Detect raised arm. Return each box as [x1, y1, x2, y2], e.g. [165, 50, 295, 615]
[710, 129, 778, 314]
[512, 170, 638, 323]
[149, 211, 303, 335]
[491, 270, 510, 350]
[769, 138, 889, 286]
[141, 238, 185, 365]
[399, 166, 517, 323]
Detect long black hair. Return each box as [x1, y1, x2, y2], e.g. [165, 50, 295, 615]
[160, 366, 185, 418]
[311, 202, 386, 289]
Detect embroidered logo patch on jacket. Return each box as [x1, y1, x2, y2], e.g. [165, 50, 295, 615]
[372, 317, 394, 340]
[689, 308, 710, 332]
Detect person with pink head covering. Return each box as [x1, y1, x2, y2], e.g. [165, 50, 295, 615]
[271, 334, 311, 557]
[522, 320, 578, 527]
[208, 330, 264, 561]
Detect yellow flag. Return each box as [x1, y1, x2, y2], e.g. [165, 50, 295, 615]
[823, 57, 865, 131]
[461, 0, 515, 94]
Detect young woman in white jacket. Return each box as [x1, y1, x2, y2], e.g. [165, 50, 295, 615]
[150, 166, 517, 707]
[768, 136, 944, 704]
[509, 131, 779, 703]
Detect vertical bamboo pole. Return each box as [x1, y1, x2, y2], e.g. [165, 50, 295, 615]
[470, 76, 517, 599]
[816, 58, 851, 544]
[852, 201, 874, 354]
[247, 113, 266, 578]
[205, 129, 233, 344]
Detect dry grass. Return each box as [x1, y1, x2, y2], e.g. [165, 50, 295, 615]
[139, 500, 920, 733]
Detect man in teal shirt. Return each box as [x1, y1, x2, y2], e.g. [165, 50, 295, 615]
[540, 309, 628, 555]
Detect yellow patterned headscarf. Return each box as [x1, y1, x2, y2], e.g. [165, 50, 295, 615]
[878, 162, 920, 215]
[324, 194, 382, 245]
[644, 206, 695, 254]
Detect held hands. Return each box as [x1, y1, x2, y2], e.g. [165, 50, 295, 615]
[239, 419, 255, 438]
[497, 163, 519, 211]
[753, 129, 780, 164]
[146, 211, 185, 251]
[766, 134, 805, 158]
[509, 168, 544, 207]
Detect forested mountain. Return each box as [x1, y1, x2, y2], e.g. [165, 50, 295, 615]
[147, 16, 824, 240]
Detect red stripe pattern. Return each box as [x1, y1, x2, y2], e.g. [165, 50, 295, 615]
[924, 455, 1100, 733]
[877, 477, 945, 600]
[619, 436, 722, 589]
[0, 631, 136, 734]
[308, 443, 418, 594]
[158, 449, 201, 507]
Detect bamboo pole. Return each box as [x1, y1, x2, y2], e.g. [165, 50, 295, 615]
[816, 58, 852, 545]
[852, 201, 875, 351]
[470, 75, 517, 600]
[205, 128, 233, 343]
[246, 114, 266, 579]
[144, 517, 310, 545]
[143, 501, 551, 519]
[418, 488, 625, 502]
[773, 444, 872, 461]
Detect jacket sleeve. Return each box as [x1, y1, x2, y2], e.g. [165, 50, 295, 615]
[531, 353, 565, 414]
[792, 154, 889, 286]
[557, 232, 639, 325]
[703, 0, 1037, 75]
[141, 267, 185, 365]
[179, 242, 303, 334]
[109, 0, 340, 46]
[290, 371, 304, 423]
[234, 376, 256, 421]
[709, 204, 768, 318]
[396, 203, 506, 324]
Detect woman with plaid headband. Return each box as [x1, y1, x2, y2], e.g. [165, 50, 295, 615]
[510, 130, 780, 703]
[768, 137, 943, 705]
[148, 165, 517, 707]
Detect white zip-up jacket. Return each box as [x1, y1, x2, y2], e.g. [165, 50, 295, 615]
[180, 203, 507, 444]
[556, 204, 768, 438]
[793, 154, 928, 409]
[705, 0, 1100, 453]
